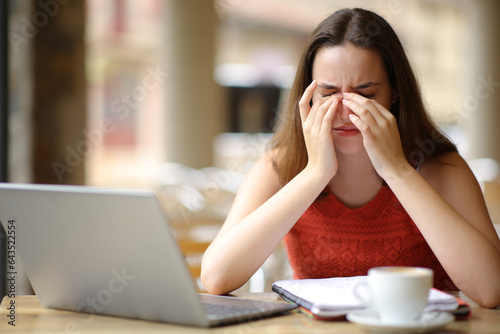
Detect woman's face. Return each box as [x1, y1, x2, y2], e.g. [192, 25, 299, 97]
[311, 43, 395, 155]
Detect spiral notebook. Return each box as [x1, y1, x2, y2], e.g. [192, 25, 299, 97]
[272, 276, 467, 318]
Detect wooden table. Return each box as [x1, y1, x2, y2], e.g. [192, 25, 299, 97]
[1, 292, 499, 333]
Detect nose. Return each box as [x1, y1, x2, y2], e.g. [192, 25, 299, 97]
[334, 91, 344, 100]
[337, 98, 354, 121]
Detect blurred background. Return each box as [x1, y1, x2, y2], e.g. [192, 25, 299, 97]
[3, 0, 500, 294]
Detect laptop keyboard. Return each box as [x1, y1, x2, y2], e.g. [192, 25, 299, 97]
[202, 302, 264, 320]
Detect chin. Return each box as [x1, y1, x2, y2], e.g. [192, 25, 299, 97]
[335, 145, 366, 156]
[333, 136, 365, 155]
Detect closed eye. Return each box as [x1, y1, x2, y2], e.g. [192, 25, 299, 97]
[357, 91, 376, 99]
[321, 91, 339, 98]
[320, 91, 375, 99]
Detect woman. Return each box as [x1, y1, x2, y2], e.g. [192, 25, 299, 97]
[201, 8, 500, 308]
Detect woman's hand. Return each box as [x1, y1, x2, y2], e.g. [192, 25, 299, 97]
[299, 81, 340, 181]
[342, 92, 410, 180]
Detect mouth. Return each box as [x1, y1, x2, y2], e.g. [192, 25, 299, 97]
[333, 125, 360, 137]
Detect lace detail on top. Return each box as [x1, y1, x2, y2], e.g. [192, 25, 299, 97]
[284, 186, 457, 291]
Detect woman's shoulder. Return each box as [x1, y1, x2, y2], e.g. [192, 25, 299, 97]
[420, 151, 467, 171]
[261, 147, 280, 162]
[253, 148, 279, 172]
[240, 149, 282, 190]
[419, 152, 478, 191]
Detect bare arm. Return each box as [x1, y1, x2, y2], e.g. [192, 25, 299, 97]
[389, 153, 500, 308]
[346, 92, 500, 308]
[201, 152, 327, 294]
[201, 81, 339, 294]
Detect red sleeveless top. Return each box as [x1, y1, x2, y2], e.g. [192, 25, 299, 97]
[284, 186, 457, 290]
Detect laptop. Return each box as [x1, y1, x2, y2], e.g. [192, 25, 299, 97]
[0, 182, 296, 327]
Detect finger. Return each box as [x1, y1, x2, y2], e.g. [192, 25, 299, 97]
[342, 96, 379, 128]
[348, 95, 396, 133]
[349, 113, 373, 140]
[298, 80, 317, 122]
[313, 96, 336, 129]
[344, 93, 387, 125]
[321, 97, 339, 133]
[371, 99, 396, 121]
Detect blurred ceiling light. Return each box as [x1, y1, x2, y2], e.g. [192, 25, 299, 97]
[214, 63, 262, 87]
[214, 63, 296, 88]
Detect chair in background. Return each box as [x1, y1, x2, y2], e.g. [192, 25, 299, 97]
[155, 133, 294, 292]
[155, 163, 241, 292]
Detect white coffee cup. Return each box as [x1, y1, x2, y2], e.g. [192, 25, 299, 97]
[353, 266, 433, 324]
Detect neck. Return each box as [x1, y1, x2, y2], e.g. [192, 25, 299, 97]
[334, 150, 379, 181]
[329, 150, 383, 196]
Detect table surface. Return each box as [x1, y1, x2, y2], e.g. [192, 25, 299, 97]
[1, 292, 499, 333]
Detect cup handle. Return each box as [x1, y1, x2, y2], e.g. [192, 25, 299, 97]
[352, 278, 371, 306]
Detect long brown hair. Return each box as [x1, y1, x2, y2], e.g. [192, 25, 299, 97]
[269, 8, 457, 186]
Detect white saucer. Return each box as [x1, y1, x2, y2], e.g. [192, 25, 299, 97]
[346, 310, 454, 333]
